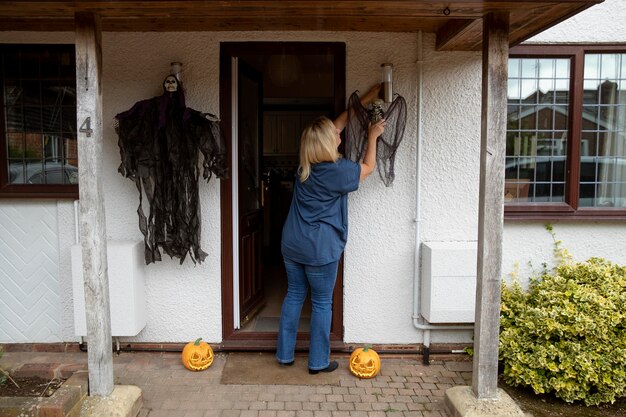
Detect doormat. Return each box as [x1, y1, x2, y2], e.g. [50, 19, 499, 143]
[220, 352, 342, 385]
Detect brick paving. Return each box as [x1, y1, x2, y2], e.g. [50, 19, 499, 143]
[0, 350, 473, 417]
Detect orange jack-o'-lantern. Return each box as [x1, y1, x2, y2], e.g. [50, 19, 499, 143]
[349, 345, 381, 379]
[182, 338, 214, 371]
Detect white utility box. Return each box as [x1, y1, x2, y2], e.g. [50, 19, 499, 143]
[71, 240, 146, 336]
[421, 241, 477, 323]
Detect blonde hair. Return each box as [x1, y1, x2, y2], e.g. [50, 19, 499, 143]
[298, 116, 341, 183]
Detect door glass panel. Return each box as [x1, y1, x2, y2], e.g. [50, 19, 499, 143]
[238, 72, 260, 213]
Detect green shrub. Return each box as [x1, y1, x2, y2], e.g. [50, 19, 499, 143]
[499, 230, 626, 406]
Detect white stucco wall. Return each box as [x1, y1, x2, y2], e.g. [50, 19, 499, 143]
[503, 221, 626, 282]
[102, 32, 224, 344]
[345, 33, 480, 344]
[2, 0, 626, 346]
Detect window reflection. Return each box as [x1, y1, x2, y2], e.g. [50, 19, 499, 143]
[506, 57, 570, 203]
[2, 45, 78, 186]
[581, 53, 626, 207]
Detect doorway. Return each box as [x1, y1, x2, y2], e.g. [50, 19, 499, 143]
[220, 42, 346, 348]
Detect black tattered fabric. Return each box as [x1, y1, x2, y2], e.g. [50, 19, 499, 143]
[115, 82, 227, 265]
[345, 91, 407, 186]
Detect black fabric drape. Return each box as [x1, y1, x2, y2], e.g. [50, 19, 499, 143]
[345, 91, 407, 186]
[115, 89, 227, 265]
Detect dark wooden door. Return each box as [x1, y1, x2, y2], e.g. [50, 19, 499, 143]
[238, 60, 265, 324]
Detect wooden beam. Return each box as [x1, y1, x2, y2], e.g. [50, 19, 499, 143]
[0, 1, 601, 18]
[75, 11, 114, 397]
[472, 11, 509, 400]
[0, 1, 601, 51]
[435, 18, 480, 51]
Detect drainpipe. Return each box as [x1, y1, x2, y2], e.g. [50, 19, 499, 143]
[411, 31, 474, 365]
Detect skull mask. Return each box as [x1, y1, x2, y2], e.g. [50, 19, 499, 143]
[163, 75, 178, 92]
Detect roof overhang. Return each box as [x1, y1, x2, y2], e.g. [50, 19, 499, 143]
[0, 1, 603, 51]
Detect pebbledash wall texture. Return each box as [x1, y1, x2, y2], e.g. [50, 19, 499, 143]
[0, 0, 625, 345]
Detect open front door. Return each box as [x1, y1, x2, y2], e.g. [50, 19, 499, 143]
[220, 42, 346, 349]
[237, 61, 264, 326]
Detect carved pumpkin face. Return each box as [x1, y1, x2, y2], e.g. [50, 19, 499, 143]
[349, 346, 381, 379]
[182, 338, 214, 371]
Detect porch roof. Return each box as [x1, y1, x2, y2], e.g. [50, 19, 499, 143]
[0, 1, 602, 51]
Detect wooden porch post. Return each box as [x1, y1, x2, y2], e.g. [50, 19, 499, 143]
[472, 11, 509, 400]
[75, 12, 114, 397]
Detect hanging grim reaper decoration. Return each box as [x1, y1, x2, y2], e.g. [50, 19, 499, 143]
[345, 86, 407, 186]
[115, 74, 227, 265]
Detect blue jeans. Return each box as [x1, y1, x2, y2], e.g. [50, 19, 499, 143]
[276, 258, 339, 370]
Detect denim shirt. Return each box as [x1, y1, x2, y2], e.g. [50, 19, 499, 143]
[281, 158, 361, 266]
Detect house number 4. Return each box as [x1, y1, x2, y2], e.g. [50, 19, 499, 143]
[79, 117, 93, 137]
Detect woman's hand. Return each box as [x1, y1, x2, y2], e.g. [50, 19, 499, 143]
[360, 83, 382, 106]
[360, 119, 385, 181]
[368, 118, 386, 139]
[334, 83, 382, 132]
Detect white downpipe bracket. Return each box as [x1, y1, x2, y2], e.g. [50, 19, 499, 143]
[411, 31, 475, 341]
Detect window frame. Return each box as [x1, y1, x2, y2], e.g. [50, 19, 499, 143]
[506, 44, 626, 220]
[0, 44, 78, 199]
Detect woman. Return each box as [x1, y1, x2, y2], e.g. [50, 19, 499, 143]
[276, 84, 385, 374]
